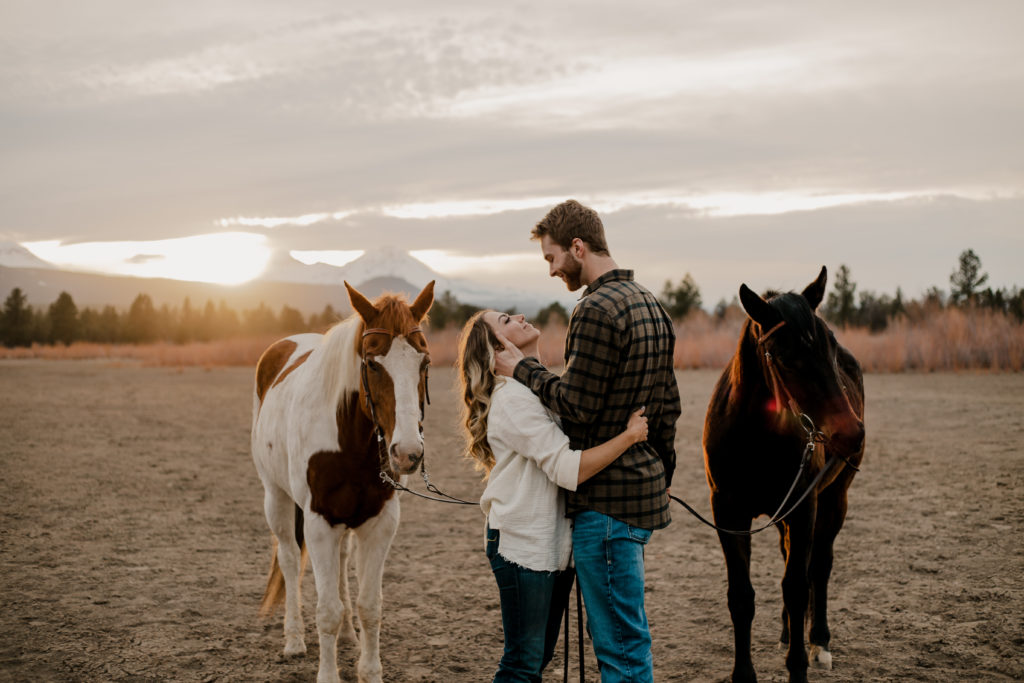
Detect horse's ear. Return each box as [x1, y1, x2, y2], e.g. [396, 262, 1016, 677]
[739, 283, 781, 330]
[345, 281, 378, 322]
[410, 280, 435, 322]
[801, 266, 828, 311]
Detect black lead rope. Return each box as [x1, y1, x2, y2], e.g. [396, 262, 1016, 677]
[669, 412, 857, 536]
[560, 567, 585, 683]
[576, 577, 584, 683]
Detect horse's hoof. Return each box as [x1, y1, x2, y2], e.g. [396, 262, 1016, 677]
[339, 627, 358, 646]
[809, 644, 833, 670]
[283, 637, 307, 657]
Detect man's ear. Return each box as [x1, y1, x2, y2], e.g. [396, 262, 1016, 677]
[571, 237, 586, 258]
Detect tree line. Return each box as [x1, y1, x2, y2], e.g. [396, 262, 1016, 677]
[0, 286, 574, 349]
[0, 291, 345, 348]
[2, 249, 1019, 348]
[660, 248, 1022, 329]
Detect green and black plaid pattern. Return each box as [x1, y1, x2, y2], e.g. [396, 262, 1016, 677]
[514, 270, 680, 530]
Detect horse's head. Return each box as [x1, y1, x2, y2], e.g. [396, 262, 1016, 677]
[346, 280, 435, 475]
[738, 266, 864, 454]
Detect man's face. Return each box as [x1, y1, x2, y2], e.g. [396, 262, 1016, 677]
[540, 234, 584, 291]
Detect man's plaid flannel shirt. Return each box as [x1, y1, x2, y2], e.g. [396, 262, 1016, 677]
[513, 269, 681, 530]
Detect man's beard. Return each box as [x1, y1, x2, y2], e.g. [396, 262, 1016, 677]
[561, 253, 584, 291]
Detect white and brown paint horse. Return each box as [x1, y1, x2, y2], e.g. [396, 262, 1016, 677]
[251, 280, 433, 683]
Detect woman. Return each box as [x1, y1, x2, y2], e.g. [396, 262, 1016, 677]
[456, 309, 648, 682]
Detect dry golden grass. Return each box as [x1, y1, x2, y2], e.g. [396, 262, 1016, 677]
[836, 308, 1024, 372]
[0, 335, 281, 368]
[3, 308, 1020, 372]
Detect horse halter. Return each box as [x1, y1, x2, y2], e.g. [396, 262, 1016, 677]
[359, 326, 431, 480]
[359, 326, 476, 506]
[756, 319, 859, 473]
[756, 320, 804, 416]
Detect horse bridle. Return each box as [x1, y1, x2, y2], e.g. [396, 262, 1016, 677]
[757, 320, 859, 472]
[360, 326, 476, 505]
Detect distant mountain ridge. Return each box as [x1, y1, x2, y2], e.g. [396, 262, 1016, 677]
[0, 244, 569, 316]
[263, 246, 564, 314]
[0, 242, 54, 270]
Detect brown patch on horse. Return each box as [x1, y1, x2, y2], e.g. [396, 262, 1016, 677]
[271, 350, 313, 391]
[255, 339, 298, 402]
[307, 392, 395, 528]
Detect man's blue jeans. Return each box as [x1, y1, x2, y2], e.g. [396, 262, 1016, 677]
[486, 527, 574, 683]
[572, 510, 654, 682]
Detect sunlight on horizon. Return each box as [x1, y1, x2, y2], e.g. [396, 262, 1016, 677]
[23, 233, 271, 285]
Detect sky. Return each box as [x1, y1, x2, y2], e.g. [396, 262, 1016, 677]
[2, 0, 1022, 307]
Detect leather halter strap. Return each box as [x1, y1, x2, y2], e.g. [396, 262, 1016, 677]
[757, 320, 786, 344]
[755, 320, 802, 415]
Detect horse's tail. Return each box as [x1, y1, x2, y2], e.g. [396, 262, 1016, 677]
[258, 504, 307, 618]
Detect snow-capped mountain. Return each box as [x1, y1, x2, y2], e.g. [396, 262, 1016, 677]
[0, 242, 55, 269]
[262, 246, 570, 315]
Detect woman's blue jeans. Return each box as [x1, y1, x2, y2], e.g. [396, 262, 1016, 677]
[571, 510, 654, 683]
[486, 527, 574, 683]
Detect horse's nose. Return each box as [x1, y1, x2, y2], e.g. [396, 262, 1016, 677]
[390, 442, 424, 474]
[850, 420, 865, 452]
[828, 419, 864, 454]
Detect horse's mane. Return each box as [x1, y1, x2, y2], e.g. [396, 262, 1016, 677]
[317, 293, 420, 410]
[319, 316, 363, 409]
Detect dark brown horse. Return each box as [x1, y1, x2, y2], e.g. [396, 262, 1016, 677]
[703, 267, 865, 683]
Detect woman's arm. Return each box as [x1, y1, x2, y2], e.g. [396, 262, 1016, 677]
[577, 407, 647, 485]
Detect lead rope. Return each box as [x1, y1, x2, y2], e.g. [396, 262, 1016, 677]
[576, 575, 584, 683]
[669, 412, 835, 535]
[560, 563, 584, 683]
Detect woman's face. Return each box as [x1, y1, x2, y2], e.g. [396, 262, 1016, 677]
[483, 311, 540, 350]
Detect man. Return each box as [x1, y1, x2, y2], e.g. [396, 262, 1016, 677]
[494, 199, 680, 682]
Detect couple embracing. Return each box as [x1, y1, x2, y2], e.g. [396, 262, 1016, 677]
[455, 199, 681, 683]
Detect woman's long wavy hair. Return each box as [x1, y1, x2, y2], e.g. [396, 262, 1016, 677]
[456, 310, 504, 475]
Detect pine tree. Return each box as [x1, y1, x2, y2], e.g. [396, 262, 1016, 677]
[659, 274, 702, 319]
[48, 291, 79, 345]
[824, 264, 857, 326]
[949, 248, 989, 306]
[2, 288, 33, 347]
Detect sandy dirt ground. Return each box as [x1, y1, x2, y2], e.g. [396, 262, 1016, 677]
[1, 360, 1022, 682]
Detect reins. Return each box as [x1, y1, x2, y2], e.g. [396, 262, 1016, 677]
[669, 412, 831, 536]
[669, 319, 858, 536]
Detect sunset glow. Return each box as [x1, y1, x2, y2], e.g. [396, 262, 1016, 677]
[22, 233, 271, 285]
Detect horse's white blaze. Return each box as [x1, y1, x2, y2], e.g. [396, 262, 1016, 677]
[377, 336, 425, 471]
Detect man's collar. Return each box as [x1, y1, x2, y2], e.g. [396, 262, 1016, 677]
[582, 269, 634, 298]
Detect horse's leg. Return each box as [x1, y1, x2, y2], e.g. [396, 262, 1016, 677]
[807, 479, 851, 670]
[338, 529, 358, 646]
[305, 514, 346, 683]
[351, 498, 399, 683]
[263, 486, 306, 656]
[780, 503, 816, 683]
[776, 524, 790, 648]
[712, 496, 757, 683]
